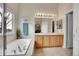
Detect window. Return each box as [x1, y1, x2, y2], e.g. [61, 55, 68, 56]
[0, 7, 3, 33]
[0, 7, 13, 33]
[5, 11, 13, 32]
[23, 23, 28, 35]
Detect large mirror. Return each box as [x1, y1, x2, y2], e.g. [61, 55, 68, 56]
[35, 18, 42, 33]
[35, 18, 56, 33]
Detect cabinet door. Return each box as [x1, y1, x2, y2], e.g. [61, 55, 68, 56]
[50, 35, 63, 47]
[50, 35, 57, 47]
[58, 35, 63, 46]
[43, 35, 50, 47]
[50, 35, 54, 47]
[56, 35, 62, 46]
[35, 35, 43, 48]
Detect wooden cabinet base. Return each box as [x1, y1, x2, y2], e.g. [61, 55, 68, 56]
[43, 35, 50, 47]
[35, 35, 43, 48]
[35, 35, 63, 48]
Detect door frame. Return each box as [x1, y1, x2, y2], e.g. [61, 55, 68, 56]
[64, 9, 73, 48]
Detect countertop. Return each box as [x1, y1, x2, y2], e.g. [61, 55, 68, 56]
[35, 33, 64, 35]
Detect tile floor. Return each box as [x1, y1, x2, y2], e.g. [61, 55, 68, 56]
[33, 47, 73, 56]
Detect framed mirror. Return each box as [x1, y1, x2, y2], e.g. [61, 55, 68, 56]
[56, 19, 63, 29]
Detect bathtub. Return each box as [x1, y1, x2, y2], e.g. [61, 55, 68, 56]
[0, 39, 34, 56]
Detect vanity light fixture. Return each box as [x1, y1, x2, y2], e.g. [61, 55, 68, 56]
[35, 13, 56, 18]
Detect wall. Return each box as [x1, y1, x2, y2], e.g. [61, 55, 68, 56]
[73, 4, 79, 56]
[41, 18, 48, 33]
[57, 3, 73, 34]
[0, 3, 19, 47]
[18, 3, 58, 35]
[58, 3, 73, 48]
[58, 3, 73, 19]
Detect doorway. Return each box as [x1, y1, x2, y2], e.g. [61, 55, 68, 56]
[66, 11, 73, 49]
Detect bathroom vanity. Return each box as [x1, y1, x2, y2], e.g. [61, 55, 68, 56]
[34, 17, 64, 48]
[35, 33, 63, 48]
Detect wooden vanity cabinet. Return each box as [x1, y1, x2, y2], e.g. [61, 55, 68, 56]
[49, 35, 63, 47]
[58, 35, 63, 46]
[49, 35, 56, 47]
[35, 35, 63, 48]
[43, 35, 50, 47]
[35, 35, 43, 48]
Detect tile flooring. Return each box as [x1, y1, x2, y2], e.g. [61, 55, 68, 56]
[33, 47, 73, 56]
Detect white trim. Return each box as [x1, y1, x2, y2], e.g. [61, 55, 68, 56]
[63, 15, 66, 48]
[65, 9, 73, 15]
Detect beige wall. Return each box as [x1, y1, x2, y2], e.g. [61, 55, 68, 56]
[58, 3, 73, 48]
[58, 3, 73, 19]
[56, 3, 73, 33]
[18, 3, 58, 35]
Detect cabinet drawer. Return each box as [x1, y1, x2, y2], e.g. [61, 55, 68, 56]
[50, 35, 63, 47]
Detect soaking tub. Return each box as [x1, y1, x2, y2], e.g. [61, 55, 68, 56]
[0, 39, 34, 56]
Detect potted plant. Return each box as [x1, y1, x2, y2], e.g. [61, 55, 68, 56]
[16, 29, 21, 39]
